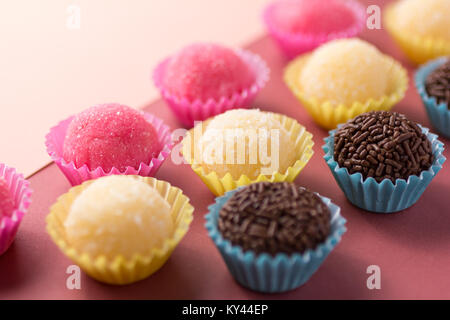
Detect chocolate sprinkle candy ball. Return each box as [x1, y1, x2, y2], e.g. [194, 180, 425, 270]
[218, 182, 331, 256]
[333, 111, 433, 183]
[425, 59, 450, 107]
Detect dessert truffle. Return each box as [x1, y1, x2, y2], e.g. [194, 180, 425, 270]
[63, 104, 161, 172]
[391, 0, 450, 41]
[163, 43, 255, 101]
[194, 109, 298, 179]
[271, 0, 356, 35]
[218, 182, 331, 256]
[333, 111, 433, 183]
[64, 175, 173, 259]
[0, 178, 14, 219]
[425, 59, 450, 108]
[299, 39, 394, 106]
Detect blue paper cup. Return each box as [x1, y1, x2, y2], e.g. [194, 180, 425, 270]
[323, 126, 446, 213]
[205, 187, 346, 293]
[415, 57, 450, 139]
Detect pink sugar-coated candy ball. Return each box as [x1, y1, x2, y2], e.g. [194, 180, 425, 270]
[0, 178, 14, 220]
[272, 0, 356, 35]
[163, 43, 255, 102]
[63, 104, 161, 172]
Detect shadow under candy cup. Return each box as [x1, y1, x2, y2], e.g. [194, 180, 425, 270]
[181, 112, 314, 196]
[153, 49, 270, 128]
[284, 53, 408, 130]
[415, 57, 450, 139]
[0, 163, 33, 256]
[205, 187, 346, 293]
[323, 126, 446, 213]
[46, 176, 194, 285]
[45, 112, 174, 186]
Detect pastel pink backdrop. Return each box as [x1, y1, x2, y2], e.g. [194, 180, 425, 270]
[0, 0, 267, 176]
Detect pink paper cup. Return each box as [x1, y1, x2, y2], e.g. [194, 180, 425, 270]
[153, 49, 270, 128]
[262, 0, 366, 59]
[45, 112, 174, 186]
[0, 163, 32, 256]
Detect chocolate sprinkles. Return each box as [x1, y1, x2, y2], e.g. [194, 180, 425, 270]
[425, 59, 450, 108]
[333, 111, 433, 183]
[218, 182, 331, 256]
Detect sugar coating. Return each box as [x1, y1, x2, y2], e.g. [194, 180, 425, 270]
[63, 104, 161, 172]
[0, 178, 14, 220]
[299, 39, 393, 106]
[197, 109, 297, 179]
[64, 175, 173, 260]
[272, 0, 356, 34]
[163, 43, 255, 101]
[393, 0, 450, 41]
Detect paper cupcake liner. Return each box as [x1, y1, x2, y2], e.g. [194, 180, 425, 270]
[323, 126, 446, 213]
[262, 0, 366, 59]
[284, 53, 408, 130]
[205, 187, 346, 293]
[182, 112, 314, 196]
[385, 4, 450, 65]
[45, 112, 174, 186]
[46, 176, 194, 285]
[415, 57, 450, 139]
[153, 49, 270, 128]
[0, 163, 33, 256]
[284, 54, 408, 130]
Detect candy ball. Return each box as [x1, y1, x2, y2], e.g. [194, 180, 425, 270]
[299, 39, 393, 106]
[64, 175, 173, 259]
[63, 104, 161, 172]
[393, 0, 450, 41]
[195, 109, 297, 179]
[219, 182, 331, 256]
[0, 178, 14, 220]
[272, 0, 356, 35]
[334, 111, 433, 183]
[163, 43, 255, 101]
[425, 59, 450, 107]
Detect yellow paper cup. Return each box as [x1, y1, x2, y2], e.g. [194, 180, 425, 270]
[182, 112, 314, 196]
[46, 176, 194, 285]
[384, 3, 450, 65]
[284, 53, 408, 130]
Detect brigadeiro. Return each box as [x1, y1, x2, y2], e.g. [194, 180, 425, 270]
[334, 111, 433, 183]
[153, 43, 269, 127]
[205, 182, 346, 293]
[323, 110, 446, 213]
[425, 59, 450, 107]
[415, 57, 450, 139]
[45, 103, 174, 185]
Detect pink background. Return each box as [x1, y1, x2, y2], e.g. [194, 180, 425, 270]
[0, 0, 267, 177]
[1, 0, 450, 300]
